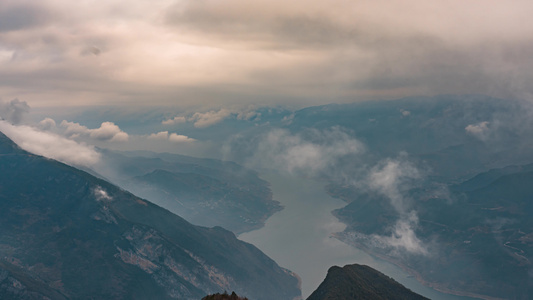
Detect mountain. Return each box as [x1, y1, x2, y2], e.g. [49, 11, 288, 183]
[332, 163, 533, 299]
[94, 150, 281, 234]
[307, 264, 428, 300]
[0, 132, 300, 300]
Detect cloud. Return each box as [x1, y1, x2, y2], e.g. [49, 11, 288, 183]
[148, 131, 170, 140]
[80, 46, 101, 56]
[225, 125, 428, 254]
[465, 121, 491, 141]
[0, 2, 52, 32]
[226, 127, 364, 176]
[60, 120, 129, 142]
[400, 109, 411, 117]
[0, 120, 100, 167]
[371, 212, 428, 255]
[0, 98, 30, 124]
[368, 156, 421, 213]
[364, 155, 428, 255]
[187, 107, 262, 128]
[147, 131, 195, 143]
[162, 116, 186, 125]
[169, 133, 195, 143]
[93, 186, 112, 201]
[236, 109, 261, 121]
[0, 0, 533, 110]
[90, 122, 129, 142]
[38, 117, 56, 130]
[189, 109, 233, 128]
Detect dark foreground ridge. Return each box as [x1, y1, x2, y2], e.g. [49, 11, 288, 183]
[0, 132, 300, 300]
[202, 291, 248, 300]
[307, 264, 428, 300]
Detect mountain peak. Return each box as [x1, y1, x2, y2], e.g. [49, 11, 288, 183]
[307, 264, 428, 300]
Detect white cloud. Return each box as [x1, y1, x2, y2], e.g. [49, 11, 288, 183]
[147, 131, 195, 143]
[59, 120, 129, 142]
[93, 186, 112, 201]
[169, 133, 195, 143]
[148, 131, 171, 140]
[372, 212, 428, 255]
[0, 120, 100, 167]
[38, 117, 56, 130]
[236, 127, 364, 175]
[465, 121, 490, 141]
[90, 121, 128, 141]
[189, 109, 232, 128]
[365, 156, 428, 255]
[162, 116, 187, 125]
[368, 156, 421, 213]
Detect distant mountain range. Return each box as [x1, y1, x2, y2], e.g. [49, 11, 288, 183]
[0, 132, 300, 299]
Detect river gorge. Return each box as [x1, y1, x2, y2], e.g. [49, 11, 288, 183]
[239, 173, 474, 300]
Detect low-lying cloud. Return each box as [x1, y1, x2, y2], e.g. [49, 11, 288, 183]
[147, 131, 195, 143]
[60, 120, 129, 142]
[162, 116, 187, 125]
[225, 127, 364, 176]
[365, 155, 428, 255]
[0, 120, 100, 167]
[189, 109, 233, 128]
[368, 156, 422, 213]
[465, 121, 491, 141]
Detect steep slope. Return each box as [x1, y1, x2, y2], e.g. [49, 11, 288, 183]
[95, 150, 281, 234]
[307, 264, 428, 300]
[129, 169, 279, 234]
[0, 132, 300, 300]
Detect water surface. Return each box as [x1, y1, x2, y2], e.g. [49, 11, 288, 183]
[239, 173, 474, 300]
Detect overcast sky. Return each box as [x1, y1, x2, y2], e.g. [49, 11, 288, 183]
[1, 0, 533, 108]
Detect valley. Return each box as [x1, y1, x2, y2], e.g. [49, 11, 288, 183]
[239, 172, 474, 300]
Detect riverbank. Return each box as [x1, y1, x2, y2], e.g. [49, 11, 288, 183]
[239, 172, 472, 300]
[333, 232, 499, 300]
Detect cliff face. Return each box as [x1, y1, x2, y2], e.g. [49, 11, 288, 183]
[307, 264, 428, 300]
[0, 132, 300, 300]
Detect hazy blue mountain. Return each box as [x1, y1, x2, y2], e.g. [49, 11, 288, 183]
[307, 264, 428, 300]
[0, 132, 300, 300]
[94, 149, 282, 234]
[282, 95, 533, 179]
[331, 164, 533, 299]
[238, 95, 533, 299]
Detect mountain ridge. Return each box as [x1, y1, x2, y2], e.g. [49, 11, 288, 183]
[0, 131, 300, 300]
[307, 264, 429, 300]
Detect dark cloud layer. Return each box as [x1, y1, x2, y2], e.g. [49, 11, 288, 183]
[0, 2, 52, 32]
[0, 98, 30, 124]
[1, 0, 533, 108]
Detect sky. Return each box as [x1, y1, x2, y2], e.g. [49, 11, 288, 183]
[1, 3, 532, 296]
[1, 0, 533, 109]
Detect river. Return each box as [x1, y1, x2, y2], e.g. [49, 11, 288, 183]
[239, 173, 474, 300]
